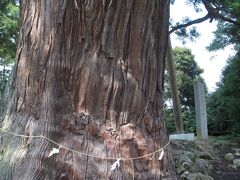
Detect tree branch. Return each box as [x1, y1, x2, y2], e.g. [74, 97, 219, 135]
[202, 0, 240, 27]
[170, 0, 240, 34]
[169, 14, 210, 34]
[215, 13, 240, 27]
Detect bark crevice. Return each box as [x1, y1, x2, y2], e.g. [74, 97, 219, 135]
[0, 0, 176, 179]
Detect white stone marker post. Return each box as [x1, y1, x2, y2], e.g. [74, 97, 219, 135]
[194, 80, 208, 139]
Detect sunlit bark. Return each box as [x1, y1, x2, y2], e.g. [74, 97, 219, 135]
[0, 1, 176, 179]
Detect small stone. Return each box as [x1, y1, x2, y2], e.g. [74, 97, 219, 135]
[184, 151, 195, 159]
[228, 164, 238, 170]
[232, 148, 240, 156]
[180, 171, 189, 179]
[232, 148, 240, 152]
[192, 158, 209, 174]
[179, 155, 193, 165]
[187, 172, 214, 180]
[182, 161, 191, 171]
[224, 153, 234, 161]
[199, 152, 214, 160]
[233, 159, 240, 168]
[209, 164, 213, 171]
[234, 152, 240, 156]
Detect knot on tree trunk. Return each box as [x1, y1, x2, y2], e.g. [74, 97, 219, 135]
[63, 112, 99, 137]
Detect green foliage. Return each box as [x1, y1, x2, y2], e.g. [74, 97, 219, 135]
[164, 47, 205, 133]
[0, 60, 12, 97]
[207, 0, 240, 51]
[207, 52, 240, 135]
[208, 20, 240, 51]
[0, 0, 19, 105]
[171, 0, 240, 47]
[0, 0, 19, 61]
[175, 26, 200, 44]
[165, 108, 196, 134]
[173, 47, 204, 108]
[182, 109, 196, 133]
[164, 109, 176, 133]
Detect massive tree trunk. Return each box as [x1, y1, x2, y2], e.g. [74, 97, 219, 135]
[0, 0, 176, 179]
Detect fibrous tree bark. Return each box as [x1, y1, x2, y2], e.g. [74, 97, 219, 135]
[166, 39, 184, 134]
[0, 0, 176, 179]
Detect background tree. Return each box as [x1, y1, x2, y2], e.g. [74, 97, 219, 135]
[206, 0, 240, 51]
[174, 47, 204, 108]
[166, 40, 184, 134]
[0, 1, 176, 179]
[0, 0, 19, 110]
[203, 0, 240, 136]
[167, 0, 240, 134]
[164, 47, 204, 133]
[0, 0, 19, 60]
[207, 52, 240, 135]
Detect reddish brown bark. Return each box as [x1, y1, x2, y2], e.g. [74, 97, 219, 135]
[0, 0, 176, 179]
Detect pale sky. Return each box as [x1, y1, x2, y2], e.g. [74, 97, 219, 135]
[170, 1, 235, 92]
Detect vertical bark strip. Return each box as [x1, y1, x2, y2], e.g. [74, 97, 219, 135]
[0, 0, 176, 179]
